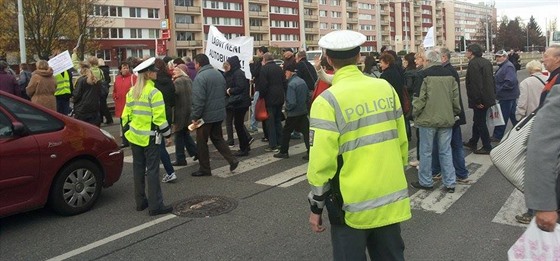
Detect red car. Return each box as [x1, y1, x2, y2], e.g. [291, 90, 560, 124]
[0, 92, 123, 217]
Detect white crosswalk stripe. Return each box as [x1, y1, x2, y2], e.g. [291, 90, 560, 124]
[255, 164, 308, 187]
[409, 153, 493, 214]
[492, 189, 528, 228]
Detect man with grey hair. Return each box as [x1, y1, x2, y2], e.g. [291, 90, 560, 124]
[411, 50, 461, 193]
[256, 52, 285, 151]
[431, 47, 469, 184]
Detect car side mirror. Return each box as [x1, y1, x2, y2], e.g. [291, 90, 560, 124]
[12, 122, 28, 137]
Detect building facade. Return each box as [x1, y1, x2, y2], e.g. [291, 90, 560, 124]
[91, 0, 495, 66]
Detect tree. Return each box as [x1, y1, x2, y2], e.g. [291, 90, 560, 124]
[523, 16, 546, 51]
[495, 16, 525, 51]
[0, 0, 106, 62]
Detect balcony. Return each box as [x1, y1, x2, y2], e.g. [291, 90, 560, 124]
[380, 19, 389, 26]
[306, 28, 319, 34]
[414, 11, 421, 17]
[303, 1, 315, 8]
[174, 23, 203, 31]
[175, 5, 201, 14]
[254, 40, 270, 46]
[382, 40, 391, 45]
[347, 6, 358, 12]
[176, 40, 203, 47]
[347, 18, 358, 23]
[304, 14, 318, 21]
[249, 26, 268, 33]
[248, 0, 267, 3]
[249, 11, 268, 18]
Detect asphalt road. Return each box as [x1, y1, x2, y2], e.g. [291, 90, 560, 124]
[0, 70, 535, 261]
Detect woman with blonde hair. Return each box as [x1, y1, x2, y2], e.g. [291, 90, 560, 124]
[72, 62, 101, 126]
[121, 57, 173, 216]
[515, 60, 548, 121]
[26, 60, 57, 111]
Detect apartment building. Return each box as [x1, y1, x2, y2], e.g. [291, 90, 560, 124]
[89, 0, 495, 65]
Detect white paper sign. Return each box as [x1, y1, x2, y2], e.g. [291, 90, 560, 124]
[423, 26, 435, 48]
[205, 25, 253, 80]
[48, 50, 74, 76]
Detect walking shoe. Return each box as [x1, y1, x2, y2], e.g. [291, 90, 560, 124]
[248, 137, 255, 145]
[490, 136, 501, 143]
[473, 148, 491, 155]
[230, 160, 239, 172]
[463, 141, 477, 150]
[248, 128, 258, 134]
[172, 161, 187, 166]
[233, 150, 249, 157]
[192, 155, 198, 161]
[273, 152, 289, 159]
[148, 205, 173, 216]
[136, 201, 148, 211]
[410, 181, 433, 190]
[192, 170, 211, 177]
[515, 212, 533, 224]
[261, 138, 269, 142]
[456, 178, 472, 185]
[445, 187, 455, 193]
[432, 173, 442, 180]
[162, 173, 177, 183]
[264, 147, 279, 152]
[228, 144, 235, 148]
[409, 160, 420, 167]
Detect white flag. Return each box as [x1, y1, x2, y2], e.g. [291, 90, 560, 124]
[423, 27, 435, 48]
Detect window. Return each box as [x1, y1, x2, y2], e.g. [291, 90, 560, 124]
[331, 23, 342, 29]
[95, 50, 111, 61]
[110, 28, 123, 38]
[203, 17, 242, 26]
[223, 33, 241, 39]
[249, 19, 263, 26]
[360, 24, 373, 31]
[250, 33, 264, 41]
[175, 0, 194, 6]
[0, 96, 63, 134]
[359, 14, 373, 20]
[204, 1, 242, 10]
[270, 6, 298, 15]
[304, 8, 313, 15]
[319, 0, 326, 4]
[319, 10, 327, 17]
[331, 11, 341, 18]
[130, 29, 142, 38]
[249, 4, 261, 12]
[304, 21, 314, 29]
[320, 22, 328, 29]
[176, 14, 194, 24]
[0, 112, 12, 137]
[331, 0, 340, 5]
[129, 8, 141, 18]
[148, 8, 159, 18]
[109, 6, 122, 17]
[148, 29, 160, 39]
[176, 31, 195, 41]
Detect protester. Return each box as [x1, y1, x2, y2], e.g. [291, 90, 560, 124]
[307, 30, 410, 260]
[0, 61, 18, 95]
[256, 52, 285, 152]
[153, 58, 176, 183]
[113, 62, 136, 148]
[182, 56, 197, 80]
[273, 63, 310, 160]
[17, 63, 32, 99]
[97, 58, 113, 125]
[410, 50, 461, 193]
[525, 45, 560, 232]
[122, 57, 173, 216]
[25, 60, 56, 111]
[379, 52, 409, 140]
[171, 64, 198, 167]
[190, 54, 239, 177]
[225, 56, 253, 157]
[515, 60, 547, 121]
[295, 50, 318, 91]
[248, 46, 268, 134]
[311, 56, 334, 103]
[491, 50, 520, 142]
[463, 44, 495, 154]
[72, 62, 102, 126]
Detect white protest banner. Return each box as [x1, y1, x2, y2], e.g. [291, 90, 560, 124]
[205, 25, 253, 80]
[422, 26, 435, 48]
[48, 50, 74, 76]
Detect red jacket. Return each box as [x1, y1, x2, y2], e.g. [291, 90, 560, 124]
[311, 69, 333, 104]
[113, 73, 137, 117]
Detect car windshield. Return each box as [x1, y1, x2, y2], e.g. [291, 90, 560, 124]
[0, 96, 64, 133]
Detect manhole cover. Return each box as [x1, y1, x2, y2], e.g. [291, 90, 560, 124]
[172, 195, 238, 218]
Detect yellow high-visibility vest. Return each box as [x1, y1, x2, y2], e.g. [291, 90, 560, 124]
[54, 72, 71, 96]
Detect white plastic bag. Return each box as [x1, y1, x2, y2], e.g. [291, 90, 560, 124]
[487, 104, 505, 127]
[508, 218, 560, 260]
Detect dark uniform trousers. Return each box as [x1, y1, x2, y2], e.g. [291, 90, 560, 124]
[279, 114, 310, 154]
[130, 137, 164, 211]
[195, 121, 236, 174]
[331, 223, 405, 261]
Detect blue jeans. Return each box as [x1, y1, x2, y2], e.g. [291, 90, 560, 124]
[159, 140, 174, 175]
[492, 99, 518, 140]
[418, 127, 455, 188]
[265, 105, 283, 148]
[174, 128, 198, 162]
[249, 91, 259, 131]
[432, 124, 469, 179]
[56, 96, 70, 115]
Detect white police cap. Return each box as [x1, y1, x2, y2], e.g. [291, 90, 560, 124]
[318, 30, 366, 59]
[133, 57, 158, 73]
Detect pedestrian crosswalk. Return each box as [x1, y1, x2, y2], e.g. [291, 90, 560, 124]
[121, 137, 526, 227]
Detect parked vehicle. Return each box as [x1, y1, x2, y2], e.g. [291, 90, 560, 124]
[0, 92, 123, 217]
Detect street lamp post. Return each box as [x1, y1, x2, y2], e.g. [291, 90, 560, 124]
[18, 0, 26, 63]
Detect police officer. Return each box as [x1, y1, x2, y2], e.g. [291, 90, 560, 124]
[122, 57, 173, 216]
[306, 30, 411, 260]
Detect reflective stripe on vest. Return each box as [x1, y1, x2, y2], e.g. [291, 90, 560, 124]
[343, 188, 408, 213]
[310, 183, 331, 196]
[129, 125, 156, 136]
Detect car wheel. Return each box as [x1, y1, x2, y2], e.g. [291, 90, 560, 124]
[49, 160, 103, 216]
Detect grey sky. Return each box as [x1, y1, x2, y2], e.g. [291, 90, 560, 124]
[463, 0, 559, 30]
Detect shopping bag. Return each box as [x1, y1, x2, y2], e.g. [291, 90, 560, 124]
[490, 111, 536, 192]
[507, 218, 560, 260]
[487, 104, 505, 127]
[255, 98, 268, 121]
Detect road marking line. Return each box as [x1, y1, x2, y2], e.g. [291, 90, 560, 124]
[46, 215, 176, 261]
[256, 164, 308, 187]
[492, 189, 528, 228]
[410, 153, 493, 214]
[215, 144, 308, 177]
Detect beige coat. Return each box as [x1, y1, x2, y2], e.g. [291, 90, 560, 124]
[26, 68, 57, 111]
